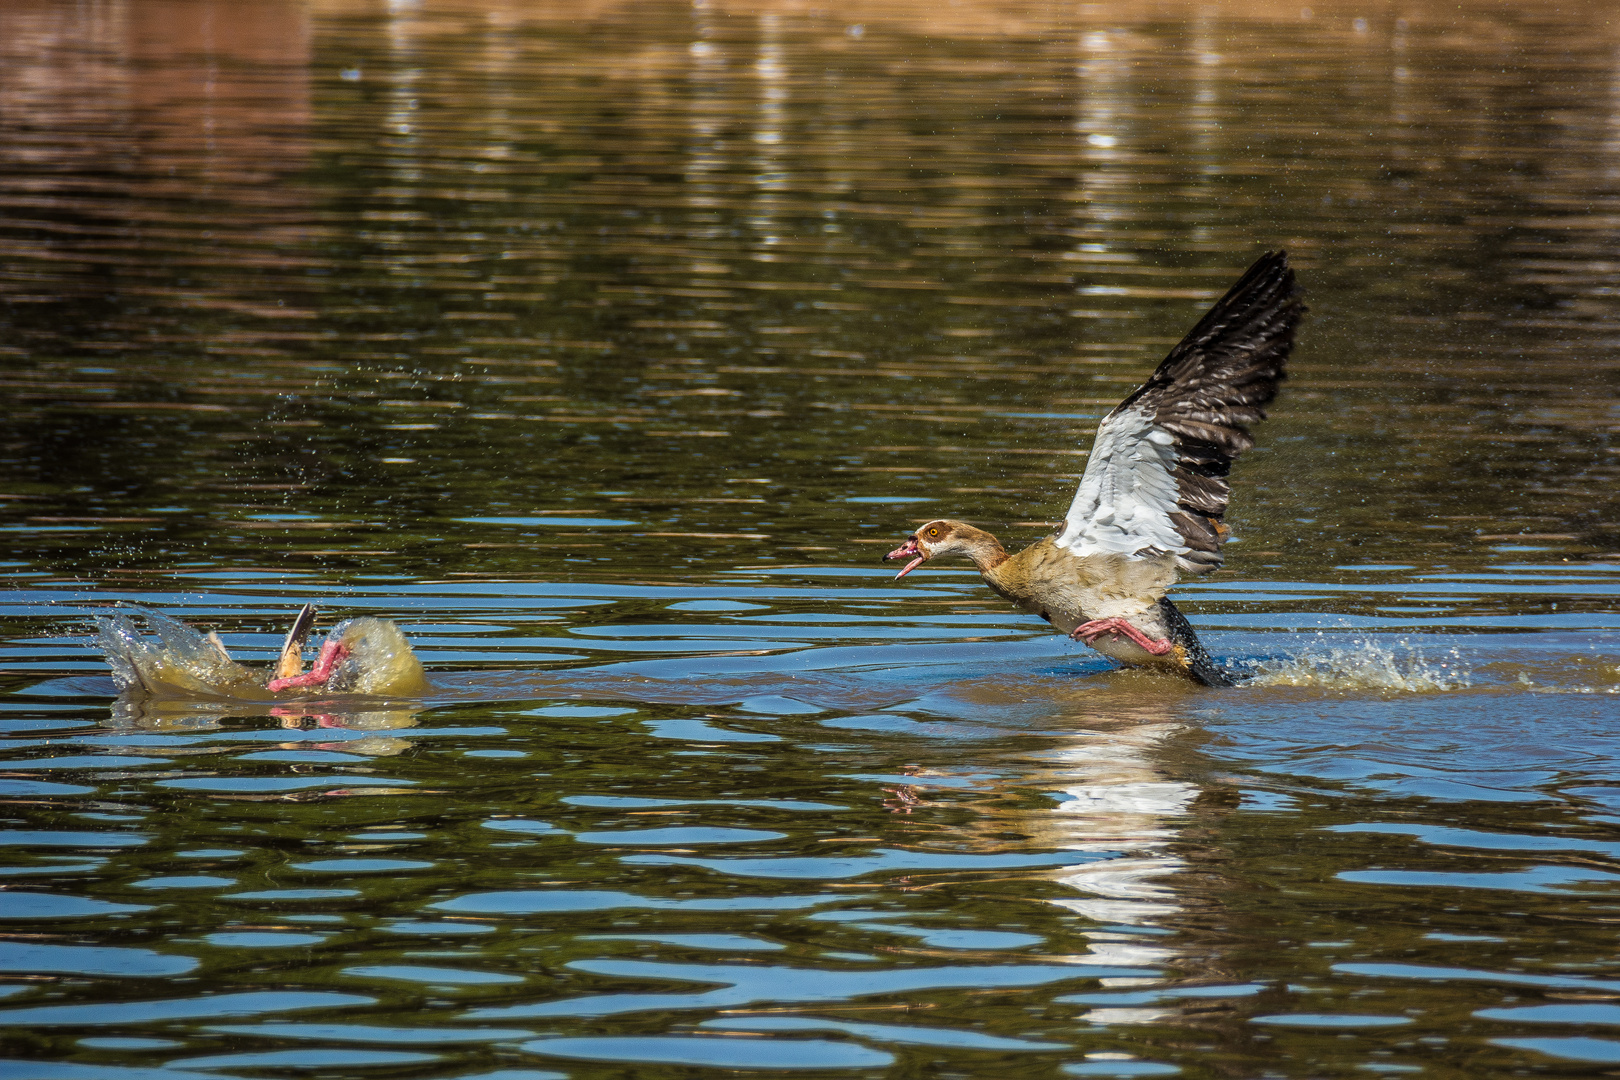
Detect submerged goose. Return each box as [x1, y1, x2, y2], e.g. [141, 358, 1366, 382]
[884, 250, 1303, 686]
[265, 609, 428, 695]
[97, 604, 427, 698]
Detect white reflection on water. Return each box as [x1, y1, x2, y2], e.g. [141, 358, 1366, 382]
[958, 712, 1204, 1029]
[1038, 721, 1194, 987]
[751, 9, 789, 259]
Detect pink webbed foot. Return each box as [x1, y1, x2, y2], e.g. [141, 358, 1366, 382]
[1070, 617, 1173, 656]
[267, 640, 349, 693]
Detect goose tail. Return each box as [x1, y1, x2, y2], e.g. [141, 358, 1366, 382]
[1159, 596, 1234, 687]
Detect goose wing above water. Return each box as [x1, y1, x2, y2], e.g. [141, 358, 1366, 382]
[1055, 250, 1303, 575]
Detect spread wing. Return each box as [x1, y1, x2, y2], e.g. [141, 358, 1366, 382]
[1056, 250, 1303, 574]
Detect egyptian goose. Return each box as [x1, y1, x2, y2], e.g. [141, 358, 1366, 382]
[266, 607, 427, 694]
[883, 250, 1303, 686]
[97, 604, 427, 697]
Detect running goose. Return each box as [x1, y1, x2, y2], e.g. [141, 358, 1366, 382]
[883, 250, 1303, 686]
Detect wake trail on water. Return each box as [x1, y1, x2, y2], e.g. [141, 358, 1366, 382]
[1238, 637, 1473, 692]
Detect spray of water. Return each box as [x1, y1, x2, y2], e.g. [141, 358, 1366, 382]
[1238, 636, 1472, 692]
[94, 607, 427, 699]
[95, 609, 266, 699]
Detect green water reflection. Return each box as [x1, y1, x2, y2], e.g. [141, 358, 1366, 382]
[3, 0, 1618, 596]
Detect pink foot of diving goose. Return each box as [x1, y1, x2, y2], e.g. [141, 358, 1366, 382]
[267, 605, 427, 695]
[884, 250, 1304, 687]
[95, 603, 426, 699]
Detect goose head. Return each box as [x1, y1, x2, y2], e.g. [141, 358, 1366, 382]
[885, 519, 1004, 578]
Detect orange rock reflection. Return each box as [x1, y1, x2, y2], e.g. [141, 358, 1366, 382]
[0, 1, 310, 190]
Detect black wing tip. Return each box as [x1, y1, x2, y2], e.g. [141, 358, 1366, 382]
[1228, 248, 1305, 314]
[1252, 248, 1289, 273]
[1113, 247, 1305, 407]
[281, 603, 319, 651]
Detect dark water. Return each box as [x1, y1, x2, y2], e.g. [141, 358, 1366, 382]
[2, 1, 1619, 1076]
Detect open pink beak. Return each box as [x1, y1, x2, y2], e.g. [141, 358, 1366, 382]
[267, 639, 350, 693]
[884, 537, 927, 579]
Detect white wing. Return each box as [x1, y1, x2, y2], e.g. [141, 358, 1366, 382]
[1055, 406, 1188, 562]
[1055, 251, 1303, 575]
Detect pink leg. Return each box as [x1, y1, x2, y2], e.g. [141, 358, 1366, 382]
[1070, 617, 1173, 656]
[268, 640, 349, 692]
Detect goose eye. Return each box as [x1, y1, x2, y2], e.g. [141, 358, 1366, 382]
[927, 528, 939, 537]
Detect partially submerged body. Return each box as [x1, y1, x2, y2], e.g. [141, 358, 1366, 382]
[985, 539, 1224, 683]
[264, 616, 427, 696]
[888, 523, 1231, 685]
[96, 607, 427, 700]
[97, 609, 268, 699]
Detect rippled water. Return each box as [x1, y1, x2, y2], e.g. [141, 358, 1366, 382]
[3, 1, 1619, 1077]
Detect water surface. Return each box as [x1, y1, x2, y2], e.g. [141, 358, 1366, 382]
[2, 1, 1619, 1077]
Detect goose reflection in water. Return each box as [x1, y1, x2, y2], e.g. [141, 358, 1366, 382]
[1039, 716, 1201, 1021]
[104, 694, 424, 757]
[1039, 707, 1274, 1027]
[910, 682, 1236, 1026]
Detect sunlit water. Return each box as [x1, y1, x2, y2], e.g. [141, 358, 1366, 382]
[2, 1, 1619, 1077]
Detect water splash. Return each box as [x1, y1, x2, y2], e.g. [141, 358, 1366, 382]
[94, 608, 427, 700]
[95, 608, 266, 699]
[1239, 638, 1472, 692]
[316, 618, 430, 696]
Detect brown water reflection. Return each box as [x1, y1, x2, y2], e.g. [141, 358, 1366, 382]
[2, 0, 1617, 600]
[3, 4, 1620, 1078]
